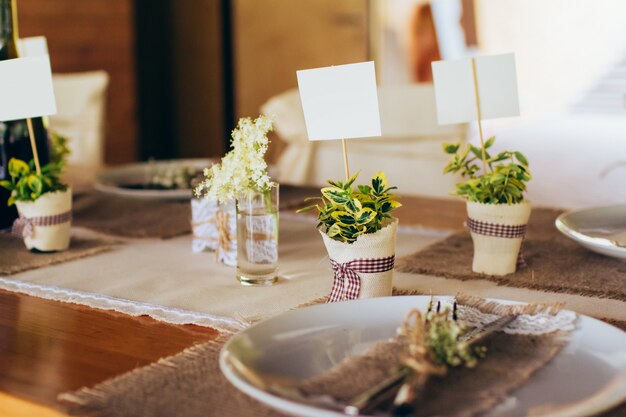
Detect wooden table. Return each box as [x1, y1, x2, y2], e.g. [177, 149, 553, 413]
[0, 195, 466, 416]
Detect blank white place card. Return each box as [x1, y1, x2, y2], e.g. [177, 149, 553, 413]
[18, 36, 49, 57]
[432, 53, 520, 125]
[0, 55, 57, 122]
[296, 61, 381, 141]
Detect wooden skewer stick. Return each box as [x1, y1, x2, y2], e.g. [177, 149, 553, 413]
[341, 138, 350, 181]
[25, 117, 41, 175]
[471, 58, 488, 174]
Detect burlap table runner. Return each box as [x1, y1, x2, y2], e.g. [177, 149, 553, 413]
[397, 208, 626, 301]
[0, 233, 117, 275]
[72, 186, 315, 239]
[59, 294, 626, 417]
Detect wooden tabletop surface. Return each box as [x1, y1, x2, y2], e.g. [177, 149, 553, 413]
[0, 195, 466, 416]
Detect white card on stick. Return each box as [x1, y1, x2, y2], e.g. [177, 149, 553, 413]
[432, 53, 520, 124]
[296, 61, 381, 141]
[18, 36, 49, 57]
[0, 55, 57, 122]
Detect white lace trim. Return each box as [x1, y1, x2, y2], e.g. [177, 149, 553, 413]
[0, 277, 245, 332]
[457, 304, 577, 335]
[0, 277, 578, 335]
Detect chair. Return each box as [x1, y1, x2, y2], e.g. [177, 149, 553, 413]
[261, 85, 467, 198]
[49, 71, 109, 167]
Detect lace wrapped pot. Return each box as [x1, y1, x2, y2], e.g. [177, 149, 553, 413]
[13, 188, 72, 252]
[190, 198, 237, 266]
[466, 201, 531, 276]
[321, 218, 398, 302]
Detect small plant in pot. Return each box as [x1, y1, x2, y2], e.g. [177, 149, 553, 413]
[443, 136, 532, 276]
[299, 171, 401, 302]
[1, 133, 72, 252]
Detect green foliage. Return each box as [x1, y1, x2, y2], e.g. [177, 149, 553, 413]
[0, 132, 70, 205]
[297, 171, 402, 243]
[443, 136, 531, 204]
[424, 307, 485, 368]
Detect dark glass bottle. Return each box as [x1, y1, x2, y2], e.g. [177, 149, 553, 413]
[0, 0, 50, 229]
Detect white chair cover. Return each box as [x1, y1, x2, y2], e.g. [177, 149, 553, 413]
[50, 71, 109, 167]
[261, 85, 467, 198]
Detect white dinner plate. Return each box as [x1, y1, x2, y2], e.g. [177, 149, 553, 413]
[556, 205, 626, 260]
[94, 159, 213, 200]
[220, 296, 626, 417]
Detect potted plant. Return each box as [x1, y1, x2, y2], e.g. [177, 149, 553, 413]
[299, 171, 401, 301]
[443, 136, 532, 276]
[1, 133, 72, 252]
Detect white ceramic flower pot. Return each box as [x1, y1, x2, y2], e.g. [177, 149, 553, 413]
[467, 201, 531, 276]
[321, 218, 398, 301]
[15, 188, 72, 252]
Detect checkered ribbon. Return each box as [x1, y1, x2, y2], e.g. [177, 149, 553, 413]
[467, 217, 527, 268]
[466, 217, 526, 238]
[11, 211, 72, 239]
[328, 255, 395, 302]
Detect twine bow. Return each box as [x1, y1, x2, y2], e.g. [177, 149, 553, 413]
[11, 211, 73, 239]
[466, 217, 527, 268]
[191, 207, 235, 260]
[328, 255, 395, 303]
[214, 209, 233, 255]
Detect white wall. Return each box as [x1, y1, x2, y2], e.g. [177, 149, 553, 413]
[476, 0, 626, 116]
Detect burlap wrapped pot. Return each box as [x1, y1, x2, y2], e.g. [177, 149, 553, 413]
[467, 201, 531, 276]
[320, 218, 398, 302]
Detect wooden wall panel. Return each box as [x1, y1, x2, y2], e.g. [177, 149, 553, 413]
[17, 0, 137, 164]
[171, 0, 225, 158]
[232, 0, 369, 161]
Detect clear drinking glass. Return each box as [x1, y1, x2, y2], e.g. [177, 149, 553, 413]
[236, 185, 279, 285]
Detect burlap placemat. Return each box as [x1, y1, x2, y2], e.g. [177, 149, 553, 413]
[72, 186, 315, 239]
[0, 233, 117, 275]
[72, 193, 192, 239]
[299, 333, 566, 417]
[397, 208, 626, 301]
[58, 293, 626, 417]
[57, 330, 626, 417]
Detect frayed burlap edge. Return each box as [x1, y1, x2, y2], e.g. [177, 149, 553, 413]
[57, 288, 424, 415]
[0, 236, 119, 275]
[58, 333, 230, 409]
[455, 293, 564, 316]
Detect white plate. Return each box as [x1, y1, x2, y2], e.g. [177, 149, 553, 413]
[220, 296, 626, 417]
[556, 205, 626, 259]
[94, 159, 213, 200]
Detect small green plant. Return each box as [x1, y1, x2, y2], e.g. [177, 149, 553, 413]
[443, 136, 531, 204]
[298, 171, 401, 243]
[399, 302, 486, 380]
[0, 132, 70, 206]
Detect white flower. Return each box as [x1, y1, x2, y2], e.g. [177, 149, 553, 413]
[194, 115, 275, 203]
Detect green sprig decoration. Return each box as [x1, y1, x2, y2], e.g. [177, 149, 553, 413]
[399, 302, 485, 376]
[443, 136, 531, 204]
[297, 171, 402, 243]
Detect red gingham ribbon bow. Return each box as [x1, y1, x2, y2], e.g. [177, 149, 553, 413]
[11, 211, 72, 239]
[328, 255, 395, 303]
[467, 217, 527, 268]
